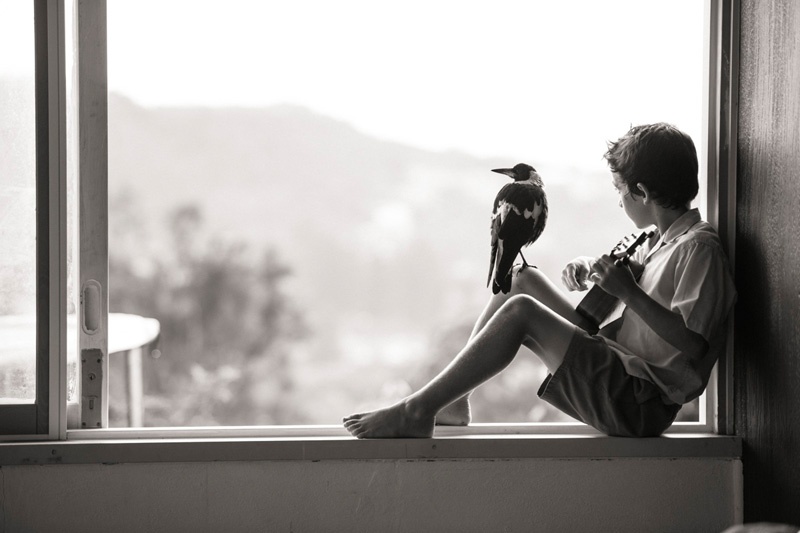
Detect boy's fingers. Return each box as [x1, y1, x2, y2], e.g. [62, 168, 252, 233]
[562, 264, 578, 290]
[576, 265, 589, 290]
[589, 258, 612, 285]
[593, 255, 615, 276]
[570, 265, 581, 285]
[595, 254, 614, 266]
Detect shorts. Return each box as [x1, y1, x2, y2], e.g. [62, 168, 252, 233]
[537, 328, 681, 437]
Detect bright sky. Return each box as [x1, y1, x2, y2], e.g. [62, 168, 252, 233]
[104, 0, 705, 167]
[2, 1, 706, 167]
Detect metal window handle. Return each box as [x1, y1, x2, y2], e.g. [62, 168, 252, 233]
[81, 279, 102, 334]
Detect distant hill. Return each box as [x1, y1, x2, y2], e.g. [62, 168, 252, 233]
[1, 86, 636, 363]
[106, 95, 634, 351]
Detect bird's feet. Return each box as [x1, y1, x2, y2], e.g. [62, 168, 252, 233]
[513, 262, 536, 276]
[343, 398, 435, 439]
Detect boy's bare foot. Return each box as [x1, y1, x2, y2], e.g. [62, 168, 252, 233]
[435, 397, 472, 426]
[343, 399, 435, 438]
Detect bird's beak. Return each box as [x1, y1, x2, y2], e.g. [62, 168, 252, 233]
[492, 168, 515, 178]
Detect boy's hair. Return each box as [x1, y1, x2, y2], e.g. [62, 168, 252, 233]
[604, 123, 699, 209]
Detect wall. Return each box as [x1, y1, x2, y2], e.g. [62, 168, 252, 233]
[0, 457, 740, 533]
[735, 0, 800, 525]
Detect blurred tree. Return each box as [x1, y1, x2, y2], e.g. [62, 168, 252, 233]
[109, 194, 307, 426]
[107, 190, 699, 427]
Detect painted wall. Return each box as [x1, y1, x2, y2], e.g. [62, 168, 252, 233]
[1, 457, 740, 533]
[735, 0, 800, 525]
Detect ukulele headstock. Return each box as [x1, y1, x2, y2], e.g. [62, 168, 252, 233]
[609, 229, 656, 262]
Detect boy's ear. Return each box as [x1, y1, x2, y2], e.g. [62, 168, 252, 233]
[637, 183, 652, 204]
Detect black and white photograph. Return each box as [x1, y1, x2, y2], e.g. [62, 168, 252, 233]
[1, 1, 798, 531]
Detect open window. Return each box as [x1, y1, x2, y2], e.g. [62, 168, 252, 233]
[1, 0, 68, 439]
[1, 0, 738, 440]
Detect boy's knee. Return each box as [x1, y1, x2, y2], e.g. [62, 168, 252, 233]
[502, 294, 540, 321]
[512, 265, 547, 294]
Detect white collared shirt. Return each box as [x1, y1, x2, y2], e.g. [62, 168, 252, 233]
[603, 208, 737, 404]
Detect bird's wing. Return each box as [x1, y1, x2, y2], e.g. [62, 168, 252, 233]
[487, 209, 502, 288]
[496, 204, 530, 241]
[524, 195, 548, 246]
[503, 185, 548, 244]
[491, 206, 530, 294]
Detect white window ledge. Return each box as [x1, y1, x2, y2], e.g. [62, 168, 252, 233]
[0, 429, 740, 466]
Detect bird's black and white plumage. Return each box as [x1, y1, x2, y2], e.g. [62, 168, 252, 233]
[487, 163, 548, 294]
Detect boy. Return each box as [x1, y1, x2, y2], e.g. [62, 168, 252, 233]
[343, 123, 737, 438]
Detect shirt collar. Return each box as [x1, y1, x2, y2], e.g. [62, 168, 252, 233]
[660, 208, 701, 244]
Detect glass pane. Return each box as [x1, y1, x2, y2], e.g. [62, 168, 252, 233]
[0, 3, 36, 403]
[107, 0, 705, 426]
[66, 0, 79, 403]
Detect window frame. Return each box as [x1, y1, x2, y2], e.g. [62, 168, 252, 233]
[2, 0, 739, 443]
[0, 0, 68, 440]
[704, 0, 739, 436]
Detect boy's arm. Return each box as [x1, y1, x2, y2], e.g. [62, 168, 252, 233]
[590, 255, 709, 359]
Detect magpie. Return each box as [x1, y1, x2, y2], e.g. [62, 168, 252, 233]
[487, 163, 548, 294]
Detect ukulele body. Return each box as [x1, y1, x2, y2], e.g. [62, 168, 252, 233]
[575, 230, 654, 332]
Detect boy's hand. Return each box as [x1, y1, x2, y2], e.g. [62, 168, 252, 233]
[561, 256, 596, 291]
[589, 254, 638, 299]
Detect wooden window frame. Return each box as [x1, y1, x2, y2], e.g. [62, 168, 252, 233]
[704, 0, 739, 436]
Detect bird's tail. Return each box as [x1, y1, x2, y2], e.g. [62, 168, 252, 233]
[492, 246, 521, 294]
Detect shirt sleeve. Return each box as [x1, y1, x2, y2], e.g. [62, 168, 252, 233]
[670, 240, 737, 341]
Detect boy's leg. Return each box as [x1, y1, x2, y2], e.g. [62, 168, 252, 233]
[437, 266, 593, 425]
[472, 265, 591, 337]
[343, 294, 578, 438]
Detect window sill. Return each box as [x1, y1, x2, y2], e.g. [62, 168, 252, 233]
[0, 427, 740, 466]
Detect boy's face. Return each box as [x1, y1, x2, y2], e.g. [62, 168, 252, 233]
[612, 173, 651, 228]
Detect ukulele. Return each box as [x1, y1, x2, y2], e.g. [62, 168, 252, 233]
[575, 229, 655, 331]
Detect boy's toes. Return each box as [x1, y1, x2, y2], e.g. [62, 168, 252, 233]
[344, 420, 364, 437]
